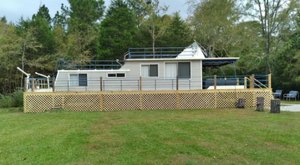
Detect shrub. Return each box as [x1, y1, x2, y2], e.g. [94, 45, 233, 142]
[0, 90, 23, 108]
[11, 90, 23, 107]
[0, 94, 14, 108]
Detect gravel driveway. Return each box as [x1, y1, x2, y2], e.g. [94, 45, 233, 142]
[281, 104, 300, 112]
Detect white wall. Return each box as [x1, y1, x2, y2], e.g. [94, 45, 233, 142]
[54, 60, 203, 91]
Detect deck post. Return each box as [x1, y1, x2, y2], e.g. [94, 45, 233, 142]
[31, 79, 35, 92]
[120, 80, 123, 91]
[52, 77, 55, 92]
[67, 79, 69, 91]
[244, 77, 247, 89]
[236, 78, 239, 85]
[250, 74, 255, 89]
[24, 78, 28, 92]
[214, 75, 217, 90]
[176, 76, 179, 90]
[100, 77, 103, 91]
[268, 73, 272, 89]
[139, 76, 142, 91]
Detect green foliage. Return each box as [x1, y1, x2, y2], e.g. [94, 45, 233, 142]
[272, 15, 300, 91]
[0, 90, 23, 108]
[0, 0, 299, 93]
[67, 0, 105, 59]
[158, 13, 192, 47]
[98, 0, 138, 59]
[245, 0, 300, 73]
[190, 0, 240, 57]
[68, 0, 104, 29]
[0, 21, 23, 93]
[31, 5, 55, 54]
[0, 16, 7, 23]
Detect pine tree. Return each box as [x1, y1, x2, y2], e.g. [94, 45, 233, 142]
[98, 0, 138, 60]
[67, 0, 105, 59]
[159, 13, 192, 47]
[31, 5, 55, 54]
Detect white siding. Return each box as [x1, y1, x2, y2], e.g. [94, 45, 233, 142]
[54, 60, 203, 91]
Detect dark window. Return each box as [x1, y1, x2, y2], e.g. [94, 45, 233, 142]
[108, 73, 116, 77]
[117, 73, 125, 77]
[79, 74, 87, 86]
[149, 65, 158, 77]
[178, 62, 190, 79]
[108, 73, 125, 77]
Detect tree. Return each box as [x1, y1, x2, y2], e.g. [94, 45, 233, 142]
[128, 0, 169, 53]
[16, 18, 42, 71]
[52, 9, 68, 57]
[0, 21, 21, 93]
[245, 0, 299, 73]
[67, 0, 105, 59]
[98, 0, 138, 59]
[190, 0, 240, 57]
[159, 12, 192, 47]
[0, 16, 7, 23]
[0, 20, 41, 92]
[272, 9, 300, 90]
[230, 21, 265, 74]
[31, 5, 55, 55]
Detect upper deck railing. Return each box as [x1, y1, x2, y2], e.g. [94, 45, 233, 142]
[125, 47, 185, 59]
[57, 60, 124, 70]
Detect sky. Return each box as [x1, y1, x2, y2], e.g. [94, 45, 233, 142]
[0, 0, 190, 23]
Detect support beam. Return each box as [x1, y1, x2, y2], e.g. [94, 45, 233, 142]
[268, 74, 272, 89]
[214, 75, 217, 90]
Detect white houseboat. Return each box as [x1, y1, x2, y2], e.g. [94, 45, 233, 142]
[54, 42, 239, 91]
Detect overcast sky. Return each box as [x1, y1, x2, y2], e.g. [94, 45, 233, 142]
[0, 0, 189, 23]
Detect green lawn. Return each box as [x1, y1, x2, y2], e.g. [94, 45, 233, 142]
[1, 108, 300, 164]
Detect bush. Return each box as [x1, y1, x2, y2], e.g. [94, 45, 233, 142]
[0, 90, 23, 108]
[11, 90, 23, 107]
[0, 94, 14, 108]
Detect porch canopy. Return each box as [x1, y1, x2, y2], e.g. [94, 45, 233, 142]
[202, 58, 238, 67]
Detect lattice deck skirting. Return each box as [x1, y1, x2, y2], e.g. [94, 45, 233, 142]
[24, 89, 273, 113]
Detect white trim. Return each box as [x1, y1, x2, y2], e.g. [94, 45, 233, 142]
[126, 57, 239, 62]
[59, 69, 130, 73]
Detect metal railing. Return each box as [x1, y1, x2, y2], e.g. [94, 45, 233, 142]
[57, 60, 124, 70]
[25, 74, 271, 92]
[202, 74, 271, 89]
[126, 47, 185, 59]
[54, 78, 203, 92]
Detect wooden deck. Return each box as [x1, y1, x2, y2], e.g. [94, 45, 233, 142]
[24, 89, 273, 112]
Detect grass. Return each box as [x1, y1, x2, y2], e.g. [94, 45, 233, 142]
[1, 108, 300, 164]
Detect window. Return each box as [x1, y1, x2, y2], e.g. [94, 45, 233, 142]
[107, 73, 125, 77]
[178, 62, 190, 79]
[141, 64, 158, 77]
[164, 62, 191, 79]
[165, 63, 177, 78]
[79, 74, 87, 86]
[70, 74, 87, 86]
[70, 74, 79, 86]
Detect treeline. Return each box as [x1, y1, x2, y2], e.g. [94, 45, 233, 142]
[0, 0, 299, 94]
